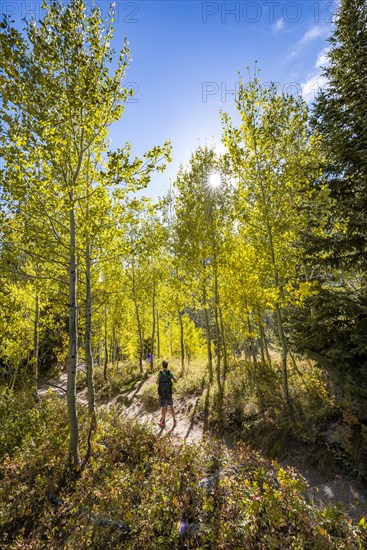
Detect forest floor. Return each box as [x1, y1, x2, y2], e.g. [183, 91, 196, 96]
[38, 370, 367, 522]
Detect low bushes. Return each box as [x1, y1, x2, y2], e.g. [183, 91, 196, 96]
[0, 388, 365, 549]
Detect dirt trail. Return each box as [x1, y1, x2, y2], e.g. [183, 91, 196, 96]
[39, 371, 367, 521]
[116, 373, 204, 444]
[38, 372, 89, 405]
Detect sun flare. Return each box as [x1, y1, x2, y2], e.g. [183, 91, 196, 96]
[207, 172, 222, 190]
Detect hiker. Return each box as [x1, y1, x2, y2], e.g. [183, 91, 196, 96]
[157, 360, 177, 428]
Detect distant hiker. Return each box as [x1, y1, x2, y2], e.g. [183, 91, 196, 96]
[157, 360, 177, 428]
[146, 352, 154, 371]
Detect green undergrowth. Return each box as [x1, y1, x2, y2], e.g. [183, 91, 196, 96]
[194, 359, 367, 481]
[86, 357, 367, 481]
[140, 383, 160, 411]
[1, 387, 366, 549]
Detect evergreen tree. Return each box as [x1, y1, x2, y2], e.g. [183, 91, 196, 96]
[295, 0, 367, 419]
[311, 0, 367, 266]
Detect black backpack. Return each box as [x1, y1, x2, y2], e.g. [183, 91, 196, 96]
[158, 370, 173, 397]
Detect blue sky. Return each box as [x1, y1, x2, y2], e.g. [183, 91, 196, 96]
[3, 0, 336, 197]
[111, 0, 334, 197]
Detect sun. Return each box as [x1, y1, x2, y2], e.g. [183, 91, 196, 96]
[207, 172, 222, 190]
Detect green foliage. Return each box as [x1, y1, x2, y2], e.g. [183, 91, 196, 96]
[0, 387, 41, 460]
[0, 390, 363, 548]
[175, 360, 207, 397]
[214, 357, 367, 481]
[0, 0, 366, 545]
[0, 389, 69, 545]
[288, 287, 367, 423]
[311, 0, 367, 268]
[140, 382, 160, 412]
[293, 0, 367, 426]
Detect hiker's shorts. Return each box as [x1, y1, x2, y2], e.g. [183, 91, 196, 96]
[159, 395, 173, 407]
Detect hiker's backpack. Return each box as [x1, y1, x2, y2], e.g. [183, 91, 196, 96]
[158, 370, 173, 397]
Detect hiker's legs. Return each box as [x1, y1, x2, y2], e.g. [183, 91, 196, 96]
[160, 405, 167, 422]
[168, 405, 176, 421]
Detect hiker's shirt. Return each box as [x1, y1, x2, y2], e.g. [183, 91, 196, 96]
[157, 370, 175, 384]
[157, 370, 175, 397]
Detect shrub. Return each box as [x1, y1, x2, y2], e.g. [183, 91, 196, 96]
[140, 383, 160, 412]
[0, 393, 363, 549]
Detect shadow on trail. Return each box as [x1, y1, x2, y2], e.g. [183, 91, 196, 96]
[167, 424, 176, 435]
[124, 375, 149, 406]
[183, 396, 200, 441]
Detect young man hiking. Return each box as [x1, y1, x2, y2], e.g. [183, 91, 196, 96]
[157, 360, 177, 428]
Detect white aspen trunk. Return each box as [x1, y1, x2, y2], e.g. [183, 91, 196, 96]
[259, 330, 266, 364]
[33, 292, 40, 392]
[103, 301, 108, 381]
[132, 262, 143, 373]
[133, 298, 143, 373]
[67, 204, 79, 467]
[170, 324, 173, 357]
[202, 276, 213, 384]
[213, 262, 223, 397]
[150, 277, 156, 370]
[178, 309, 185, 373]
[276, 304, 290, 404]
[156, 310, 160, 359]
[219, 305, 228, 383]
[85, 242, 96, 418]
[248, 314, 262, 409]
[258, 312, 271, 365]
[304, 266, 316, 317]
[9, 362, 18, 391]
[111, 326, 116, 367]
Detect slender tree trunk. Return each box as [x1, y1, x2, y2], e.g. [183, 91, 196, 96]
[213, 269, 223, 397]
[104, 302, 108, 381]
[266, 212, 289, 402]
[132, 263, 143, 373]
[258, 314, 272, 365]
[9, 362, 18, 391]
[259, 332, 266, 364]
[33, 292, 40, 392]
[265, 338, 272, 365]
[178, 309, 185, 373]
[111, 326, 116, 367]
[115, 338, 120, 373]
[170, 323, 173, 357]
[202, 283, 213, 384]
[304, 266, 316, 317]
[276, 304, 289, 404]
[156, 310, 160, 359]
[97, 341, 101, 368]
[248, 314, 262, 410]
[134, 299, 143, 373]
[219, 305, 228, 385]
[256, 311, 266, 365]
[151, 279, 156, 370]
[110, 338, 115, 367]
[85, 242, 96, 418]
[67, 204, 79, 467]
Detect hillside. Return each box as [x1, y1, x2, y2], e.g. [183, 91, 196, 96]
[0, 364, 354, 548]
